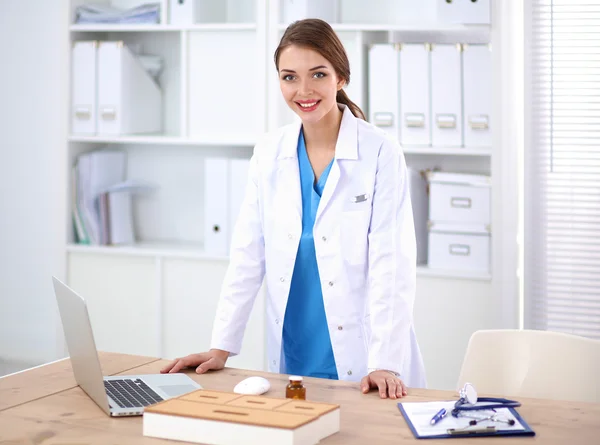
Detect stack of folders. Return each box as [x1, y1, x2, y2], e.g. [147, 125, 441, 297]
[71, 40, 162, 135]
[368, 42, 491, 148]
[74, 3, 161, 24]
[143, 389, 340, 445]
[72, 150, 155, 246]
[203, 157, 251, 257]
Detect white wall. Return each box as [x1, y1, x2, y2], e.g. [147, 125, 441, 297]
[0, 0, 68, 364]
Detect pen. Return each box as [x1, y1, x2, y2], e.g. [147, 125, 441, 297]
[430, 408, 447, 425]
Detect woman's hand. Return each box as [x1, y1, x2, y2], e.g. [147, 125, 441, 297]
[360, 370, 408, 399]
[160, 349, 229, 375]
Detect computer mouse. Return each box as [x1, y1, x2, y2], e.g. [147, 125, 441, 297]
[233, 376, 271, 395]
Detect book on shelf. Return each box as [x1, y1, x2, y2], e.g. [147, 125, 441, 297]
[74, 2, 161, 24]
[143, 389, 340, 445]
[72, 149, 155, 246]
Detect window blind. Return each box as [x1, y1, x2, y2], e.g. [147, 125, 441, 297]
[526, 0, 600, 339]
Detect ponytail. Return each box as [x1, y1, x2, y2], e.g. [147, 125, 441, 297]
[336, 89, 366, 120]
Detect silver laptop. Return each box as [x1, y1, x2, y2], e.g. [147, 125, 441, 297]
[52, 276, 202, 417]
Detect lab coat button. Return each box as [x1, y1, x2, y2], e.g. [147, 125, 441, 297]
[328, 281, 334, 287]
[337, 325, 343, 330]
[288, 233, 293, 239]
[322, 236, 327, 242]
[280, 277, 285, 282]
[347, 370, 352, 376]
[275, 318, 280, 324]
[272, 360, 277, 365]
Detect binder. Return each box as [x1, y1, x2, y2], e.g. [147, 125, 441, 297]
[71, 41, 98, 135]
[431, 44, 463, 147]
[407, 168, 428, 265]
[169, 0, 196, 25]
[282, 0, 337, 23]
[229, 158, 250, 237]
[368, 44, 399, 140]
[204, 157, 230, 256]
[436, 0, 491, 25]
[400, 44, 431, 147]
[463, 44, 492, 147]
[97, 41, 162, 135]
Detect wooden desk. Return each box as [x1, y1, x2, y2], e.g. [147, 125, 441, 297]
[1, 353, 599, 444]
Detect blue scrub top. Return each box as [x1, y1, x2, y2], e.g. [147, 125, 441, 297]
[282, 129, 338, 380]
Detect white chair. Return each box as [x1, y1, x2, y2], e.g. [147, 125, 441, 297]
[456, 329, 600, 403]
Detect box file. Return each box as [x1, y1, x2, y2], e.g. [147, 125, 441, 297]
[428, 222, 490, 273]
[169, 0, 197, 25]
[204, 158, 230, 256]
[71, 41, 98, 135]
[97, 41, 162, 135]
[399, 44, 431, 146]
[463, 44, 492, 147]
[427, 172, 491, 225]
[368, 44, 399, 140]
[282, 0, 337, 24]
[431, 44, 463, 147]
[408, 167, 429, 264]
[436, 0, 491, 25]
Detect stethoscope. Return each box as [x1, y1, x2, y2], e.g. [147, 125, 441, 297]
[451, 383, 521, 426]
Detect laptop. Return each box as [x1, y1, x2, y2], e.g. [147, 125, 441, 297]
[52, 276, 202, 417]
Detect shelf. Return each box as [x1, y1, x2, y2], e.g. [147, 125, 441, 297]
[68, 135, 256, 147]
[416, 266, 491, 281]
[67, 242, 229, 261]
[70, 23, 257, 32]
[403, 146, 492, 156]
[67, 243, 490, 281]
[278, 23, 490, 33]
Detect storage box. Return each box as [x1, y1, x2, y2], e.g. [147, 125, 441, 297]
[427, 222, 490, 272]
[427, 172, 491, 225]
[282, 0, 337, 24]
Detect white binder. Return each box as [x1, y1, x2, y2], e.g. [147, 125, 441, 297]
[282, 0, 337, 24]
[71, 41, 98, 135]
[229, 159, 250, 238]
[463, 44, 492, 147]
[97, 41, 162, 135]
[400, 44, 431, 147]
[408, 167, 429, 265]
[436, 0, 491, 25]
[204, 157, 229, 256]
[431, 44, 463, 147]
[169, 0, 196, 25]
[368, 44, 399, 140]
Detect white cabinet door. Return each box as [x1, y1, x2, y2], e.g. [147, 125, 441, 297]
[67, 253, 159, 357]
[162, 258, 266, 372]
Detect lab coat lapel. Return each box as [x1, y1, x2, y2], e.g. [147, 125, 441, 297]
[316, 106, 359, 223]
[276, 120, 303, 221]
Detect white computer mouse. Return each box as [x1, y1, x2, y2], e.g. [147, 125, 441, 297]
[233, 376, 271, 395]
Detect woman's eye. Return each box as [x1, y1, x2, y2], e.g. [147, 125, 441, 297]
[282, 74, 295, 81]
[313, 72, 326, 79]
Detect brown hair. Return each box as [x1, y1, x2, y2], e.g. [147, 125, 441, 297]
[274, 18, 366, 120]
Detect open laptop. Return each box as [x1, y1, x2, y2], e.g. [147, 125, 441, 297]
[52, 276, 202, 417]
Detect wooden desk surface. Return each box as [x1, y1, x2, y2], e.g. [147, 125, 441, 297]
[1, 353, 599, 444]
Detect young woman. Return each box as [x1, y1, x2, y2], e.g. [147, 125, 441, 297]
[161, 18, 427, 399]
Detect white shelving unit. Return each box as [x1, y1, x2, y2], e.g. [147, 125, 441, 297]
[65, 0, 515, 389]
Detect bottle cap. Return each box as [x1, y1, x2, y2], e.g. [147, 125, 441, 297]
[289, 375, 303, 381]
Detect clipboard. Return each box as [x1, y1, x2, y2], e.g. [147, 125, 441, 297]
[397, 401, 536, 439]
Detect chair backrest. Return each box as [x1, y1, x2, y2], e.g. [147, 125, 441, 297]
[456, 329, 600, 403]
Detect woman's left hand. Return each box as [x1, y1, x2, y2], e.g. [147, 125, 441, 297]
[360, 370, 408, 399]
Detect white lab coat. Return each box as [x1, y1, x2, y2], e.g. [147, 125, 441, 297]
[210, 105, 427, 388]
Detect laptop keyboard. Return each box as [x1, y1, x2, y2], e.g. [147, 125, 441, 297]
[104, 378, 164, 408]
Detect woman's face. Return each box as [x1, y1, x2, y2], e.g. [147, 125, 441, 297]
[278, 45, 345, 125]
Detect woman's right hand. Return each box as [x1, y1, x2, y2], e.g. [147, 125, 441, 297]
[160, 349, 230, 375]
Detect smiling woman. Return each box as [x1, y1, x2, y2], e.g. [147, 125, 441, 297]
[161, 18, 427, 401]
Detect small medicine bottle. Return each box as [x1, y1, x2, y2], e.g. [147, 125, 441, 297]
[286, 375, 306, 400]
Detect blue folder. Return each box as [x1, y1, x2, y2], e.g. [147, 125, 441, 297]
[397, 404, 536, 439]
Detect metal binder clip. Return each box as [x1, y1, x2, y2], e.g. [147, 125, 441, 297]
[447, 426, 496, 436]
